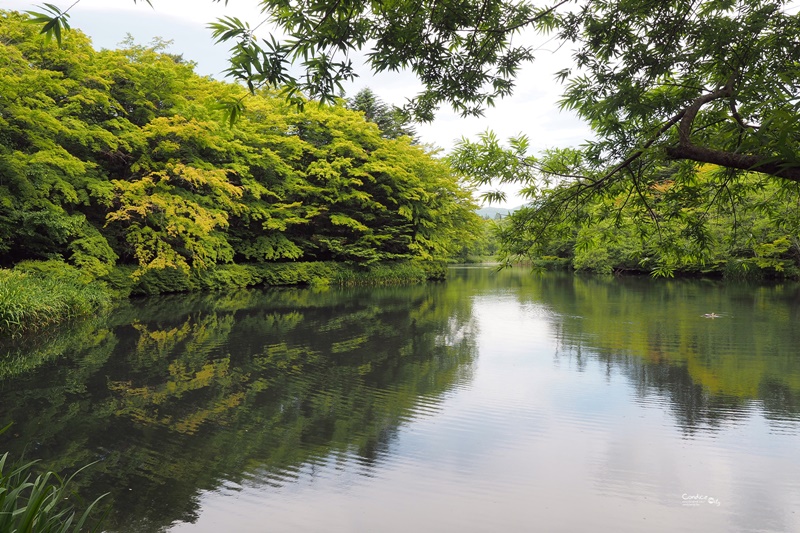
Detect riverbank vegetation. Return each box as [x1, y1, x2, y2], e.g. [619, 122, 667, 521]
[0, 259, 445, 336]
[0, 11, 480, 335]
[8, 0, 800, 341]
[0, 264, 111, 336]
[0, 424, 106, 533]
[451, 136, 800, 278]
[32, 0, 791, 280]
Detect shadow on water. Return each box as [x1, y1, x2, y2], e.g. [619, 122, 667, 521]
[0, 282, 478, 532]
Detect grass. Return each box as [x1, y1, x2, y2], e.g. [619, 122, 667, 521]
[0, 426, 107, 532]
[0, 259, 446, 336]
[0, 266, 112, 337]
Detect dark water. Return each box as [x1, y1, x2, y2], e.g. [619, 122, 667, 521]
[1, 267, 799, 532]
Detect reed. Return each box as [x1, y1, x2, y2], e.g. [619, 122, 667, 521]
[0, 426, 107, 532]
[0, 268, 111, 337]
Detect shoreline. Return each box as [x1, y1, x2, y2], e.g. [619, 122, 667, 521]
[0, 260, 446, 338]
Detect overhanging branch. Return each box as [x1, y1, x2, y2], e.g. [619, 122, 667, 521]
[667, 78, 800, 183]
[665, 144, 800, 182]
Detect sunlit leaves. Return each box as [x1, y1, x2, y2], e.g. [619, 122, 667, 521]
[2, 10, 478, 274]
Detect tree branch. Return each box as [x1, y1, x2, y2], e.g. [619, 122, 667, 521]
[665, 79, 800, 183]
[592, 108, 687, 186]
[676, 82, 732, 146]
[665, 144, 800, 182]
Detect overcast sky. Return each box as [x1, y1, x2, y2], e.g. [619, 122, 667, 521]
[6, 0, 593, 206]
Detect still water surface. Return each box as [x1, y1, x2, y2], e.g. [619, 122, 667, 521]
[1, 267, 799, 532]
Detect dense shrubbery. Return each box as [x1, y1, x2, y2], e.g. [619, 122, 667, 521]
[0, 11, 478, 276]
[0, 11, 479, 334]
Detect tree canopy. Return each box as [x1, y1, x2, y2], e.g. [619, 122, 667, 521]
[1, 11, 480, 275]
[442, 0, 800, 276]
[29, 0, 800, 178]
[22, 0, 800, 276]
[346, 88, 418, 141]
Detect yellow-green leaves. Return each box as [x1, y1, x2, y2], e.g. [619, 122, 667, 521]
[2, 11, 478, 274]
[106, 166, 239, 272]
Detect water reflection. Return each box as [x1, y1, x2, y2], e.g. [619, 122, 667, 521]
[0, 283, 478, 532]
[1, 268, 799, 532]
[525, 273, 800, 432]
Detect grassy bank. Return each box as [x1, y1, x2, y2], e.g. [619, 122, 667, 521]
[0, 263, 112, 337]
[0, 260, 446, 337]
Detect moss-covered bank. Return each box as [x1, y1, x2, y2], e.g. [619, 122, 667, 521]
[0, 260, 446, 337]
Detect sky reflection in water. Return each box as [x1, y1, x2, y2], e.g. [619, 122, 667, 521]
[176, 269, 800, 532]
[2, 267, 799, 532]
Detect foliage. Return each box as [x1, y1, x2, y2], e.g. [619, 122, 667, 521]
[0, 263, 112, 337]
[206, 0, 564, 121]
[0, 11, 478, 280]
[27, 2, 800, 180]
[451, 130, 800, 277]
[449, 217, 502, 263]
[0, 425, 107, 533]
[27, 2, 800, 268]
[346, 88, 417, 141]
[0, 7, 476, 337]
[556, 0, 800, 183]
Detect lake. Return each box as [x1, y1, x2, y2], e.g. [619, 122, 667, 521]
[1, 266, 799, 532]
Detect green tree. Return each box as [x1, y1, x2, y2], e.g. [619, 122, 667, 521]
[556, 0, 800, 182]
[29, 1, 800, 180]
[0, 11, 119, 274]
[449, 217, 501, 263]
[28, 1, 800, 273]
[2, 11, 479, 274]
[455, 140, 800, 276]
[346, 88, 417, 141]
[28, 0, 565, 120]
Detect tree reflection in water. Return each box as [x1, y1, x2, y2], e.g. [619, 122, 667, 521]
[0, 282, 478, 532]
[2, 269, 799, 531]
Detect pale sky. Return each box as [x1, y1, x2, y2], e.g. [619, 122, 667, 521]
[5, 0, 593, 206]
